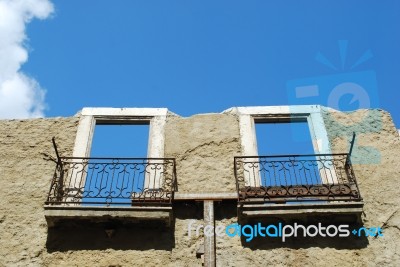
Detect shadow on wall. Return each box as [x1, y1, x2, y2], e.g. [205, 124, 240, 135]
[46, 220, 176, 252]
[45, 201, 213, 253]
[173, 200, 238, 220]
[240, 222, 369, 250]
[173, 201, 204, 220]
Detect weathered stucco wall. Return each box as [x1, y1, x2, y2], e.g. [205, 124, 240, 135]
[212, 109, 400, 267]
[322, 108, 400, 265]
[0, 108, 399, 266]
[43, 209, 205, 267]
[164, 113, 241, 193]
[0, 116, 205, 267]
[0, 117, 79, 266]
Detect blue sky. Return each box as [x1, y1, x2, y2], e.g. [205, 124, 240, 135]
[256, 122, 315, 155]
[14, 0, 398, 127]
[90, 124, 149, 157]
[0, 0, 398, 123]
[2, 0, 396, 202]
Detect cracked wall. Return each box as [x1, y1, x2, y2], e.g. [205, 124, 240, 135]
[0, 117, 79, 266]
[0, 117, 205, 266]
[164, 113, 241, 193]
[321, 108, 400, 265]
[0, 108, 399, 266]
[207, 108, 400, 267]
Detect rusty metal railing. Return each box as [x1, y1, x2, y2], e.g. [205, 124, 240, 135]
[234, 152, 362, 204]
[45, 138, 176, 206]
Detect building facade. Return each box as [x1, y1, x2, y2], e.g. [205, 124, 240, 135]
[0, 105, 399, 266]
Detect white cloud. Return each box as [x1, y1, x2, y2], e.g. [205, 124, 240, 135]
[0, 0, 54, 119]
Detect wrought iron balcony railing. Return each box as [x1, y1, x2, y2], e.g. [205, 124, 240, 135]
[234, 153, 362, 204]
[45, 139, 176, 206]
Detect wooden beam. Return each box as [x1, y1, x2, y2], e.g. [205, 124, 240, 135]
[203, 200, 216, 267]
[174, 192, 237, 201]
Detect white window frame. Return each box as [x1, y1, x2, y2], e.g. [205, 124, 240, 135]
[227, 105, 336, 187]
[68, 108, 168, 197]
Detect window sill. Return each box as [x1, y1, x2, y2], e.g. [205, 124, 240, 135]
[44, 205, 172, 227]
[238, 201, 364, 224]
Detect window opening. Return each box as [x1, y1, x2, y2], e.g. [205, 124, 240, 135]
[255, 121, 322, 187]
[82, 123, 150, 205]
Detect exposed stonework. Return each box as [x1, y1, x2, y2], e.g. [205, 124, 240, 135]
[0, 117, 204, 266]
[213, 109, 400, 267]
[322, 109, 400, 265]
[0, 108, 399, 266]
[164, 113, 241, 193]
[0, 118, 79, 266]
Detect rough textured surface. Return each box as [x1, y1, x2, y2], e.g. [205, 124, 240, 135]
[0, 108, 399, 266]
[323, 108, 400, 265]
[0, 116, 204, 267]
[214, 109, 400, 267]
[164, 113, 241, 193]
[0, 117, 79, 266]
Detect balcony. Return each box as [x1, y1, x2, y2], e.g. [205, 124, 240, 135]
[234, 153, 364, 223]
[44, 147, 177, 227]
